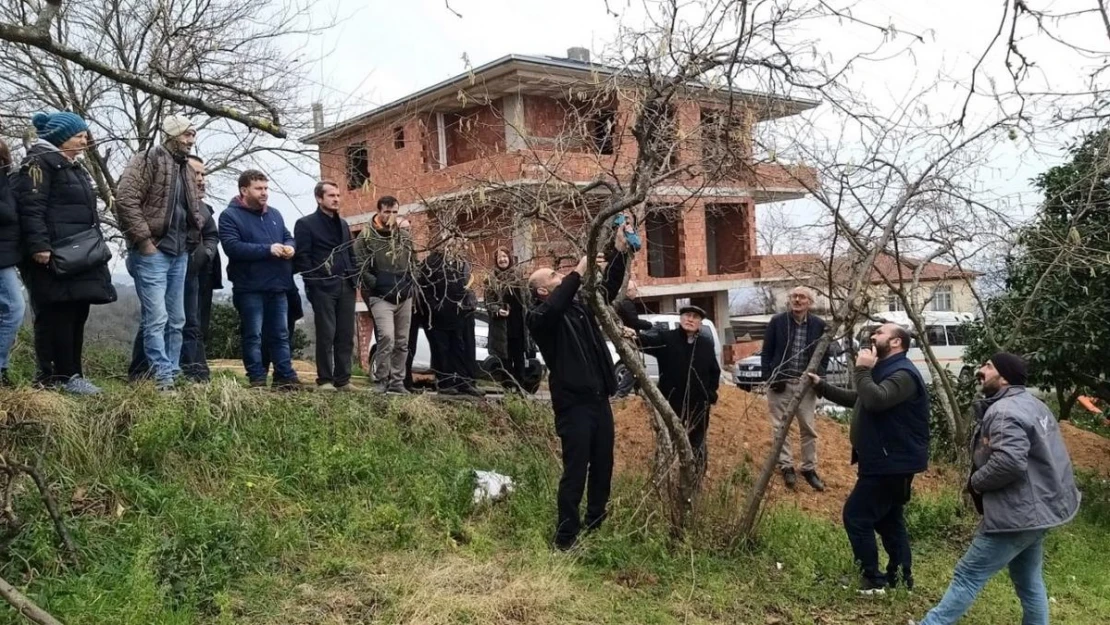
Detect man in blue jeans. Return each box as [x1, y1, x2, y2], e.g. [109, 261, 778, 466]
[115, 115, 206, 391]
[218, 169, 302, 389]
[914, 353, 1081, 625]
[128, 154, 219, 383]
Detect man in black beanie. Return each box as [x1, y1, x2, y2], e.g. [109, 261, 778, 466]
[914, 352, 1079, 625]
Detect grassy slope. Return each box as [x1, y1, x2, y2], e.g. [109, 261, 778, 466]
[1, 378, 1108, 625]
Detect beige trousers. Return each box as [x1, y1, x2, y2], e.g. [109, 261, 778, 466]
[767, 379, 819, 472]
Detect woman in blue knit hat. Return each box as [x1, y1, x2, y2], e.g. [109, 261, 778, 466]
[12, 111, 116, 395]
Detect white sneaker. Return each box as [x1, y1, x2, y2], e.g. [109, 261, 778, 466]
[63, 375, 102, 396]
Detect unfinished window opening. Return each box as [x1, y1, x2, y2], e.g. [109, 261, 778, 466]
[345, 142, 370, 190]
[646, 209, 681, 278]
[589, 109, 616, 155]
[393, 126, 405, 149]
[705, 203, 750, 275]
[701, 108, 748, 176]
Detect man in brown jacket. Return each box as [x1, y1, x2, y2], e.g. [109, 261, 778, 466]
[114, 114, 205, 391]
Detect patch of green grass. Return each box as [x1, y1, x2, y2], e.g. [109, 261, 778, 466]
[2, 367, 1108, 624]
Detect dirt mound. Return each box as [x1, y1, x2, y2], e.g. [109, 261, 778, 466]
[614, 386, 953, 522]
[1060, 422, 1110, 476]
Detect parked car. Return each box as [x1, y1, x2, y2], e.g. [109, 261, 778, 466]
[732, 340, 851, 391]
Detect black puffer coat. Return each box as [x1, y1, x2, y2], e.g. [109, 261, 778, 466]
[0, 165, 19, 269]
[13, 143, 116, 305]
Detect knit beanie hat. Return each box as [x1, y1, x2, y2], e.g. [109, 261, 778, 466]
[162, 114, 195, 138]
[990, 352, 1028, 386]
[31, 112, 89, 147]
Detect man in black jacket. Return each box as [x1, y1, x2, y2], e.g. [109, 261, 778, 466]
[294, 181, 356, 390]
[808, 323, 930, 593]
[528, 227, 631, 550]
[761, 286, 830, 491]
[637, 305, 720, 480]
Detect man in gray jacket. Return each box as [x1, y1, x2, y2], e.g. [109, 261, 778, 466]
[915, 352, 1080, 625]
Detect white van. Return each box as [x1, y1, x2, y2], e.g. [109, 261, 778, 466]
[855, 311, 976, 384]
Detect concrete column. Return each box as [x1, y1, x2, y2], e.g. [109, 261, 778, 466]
[503, 94, 526, 151]
[713, 290, 731, 349]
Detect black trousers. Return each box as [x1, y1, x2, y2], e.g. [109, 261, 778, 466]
[308, 284, 356, 387]
[197, 273, 216, 346]
[843, 474, 915, 583]
[404, 307, 429, 388]
[496, 336, 528, 390]
[28, 297, 52, 382]
[35, 301, 90, 381]
[672, 400, 710, 478]
[553, 398, 615, 544]
[428, 324, 474, 390]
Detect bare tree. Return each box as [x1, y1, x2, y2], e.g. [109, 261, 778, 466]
[0, 0, 330, 220]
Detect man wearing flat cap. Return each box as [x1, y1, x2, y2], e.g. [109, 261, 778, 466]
[115, 114, 207, 392]
[636, 304, 721, 481]
[914, 352, 1080, 625]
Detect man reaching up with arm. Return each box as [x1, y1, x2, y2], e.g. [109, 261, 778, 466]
[527, 224, 632, 551]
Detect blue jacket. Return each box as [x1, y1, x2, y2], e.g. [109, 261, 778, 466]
[761, 312, 830, 382]
[218, 197, 294, 293]
[853, 353, 930, 476]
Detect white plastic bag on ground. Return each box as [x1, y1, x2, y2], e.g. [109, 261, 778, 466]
[472, 470, 515, 504]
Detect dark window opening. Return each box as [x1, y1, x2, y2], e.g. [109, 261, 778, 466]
[705, 203, 750, 274]
[646, 209, 681, 278]
[393, 126, 405, 149]
[345, 143, 370, 190]
[589, 110, 616, 155]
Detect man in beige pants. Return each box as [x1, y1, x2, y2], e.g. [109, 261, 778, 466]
[761, 287, 830, 491]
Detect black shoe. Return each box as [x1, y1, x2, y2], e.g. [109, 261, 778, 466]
[552, 535, 577, 551]
[887, 568, 914, 591]
[461, 386, 484, 398]
[272, 378, 304, 391]
[249, 378, 268, 389]
[858, 575, 888, 595]
[438, 387, 460, 396]
[782, 468, 797, 490]
[802, 470, 826, 492]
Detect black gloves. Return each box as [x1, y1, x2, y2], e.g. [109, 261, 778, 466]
[769, 381, 786, 393]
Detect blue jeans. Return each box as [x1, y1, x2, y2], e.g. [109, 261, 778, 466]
[234, 290, 297, 383]
[0, 266, 27, 370]
[127, 250, 187, 384]
[919, 529, 1049, 625]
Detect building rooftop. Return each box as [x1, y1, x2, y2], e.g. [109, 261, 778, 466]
[755, 253, 980, 284]
[303, 51, 822, 144]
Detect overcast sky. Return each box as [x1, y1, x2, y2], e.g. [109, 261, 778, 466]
[231, 0, 1105, 256]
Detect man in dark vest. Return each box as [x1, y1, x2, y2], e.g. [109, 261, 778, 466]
[808, 322, 930, 594]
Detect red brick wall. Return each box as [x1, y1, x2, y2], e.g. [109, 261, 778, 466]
[316, 90, 799, 295]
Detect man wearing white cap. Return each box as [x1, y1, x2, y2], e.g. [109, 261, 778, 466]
[114, 114, 207, 391]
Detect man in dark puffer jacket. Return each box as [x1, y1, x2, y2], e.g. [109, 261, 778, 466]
[115, 114, 205, 391]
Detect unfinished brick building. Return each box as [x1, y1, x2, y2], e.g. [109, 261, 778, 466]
[303, 49, 817, 352]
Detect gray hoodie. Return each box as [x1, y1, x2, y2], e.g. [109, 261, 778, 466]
[970, 386, 1081, 533]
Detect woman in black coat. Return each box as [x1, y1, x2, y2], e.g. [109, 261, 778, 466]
[483, 247, 529, 391]
[13, 112, 116, 395]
